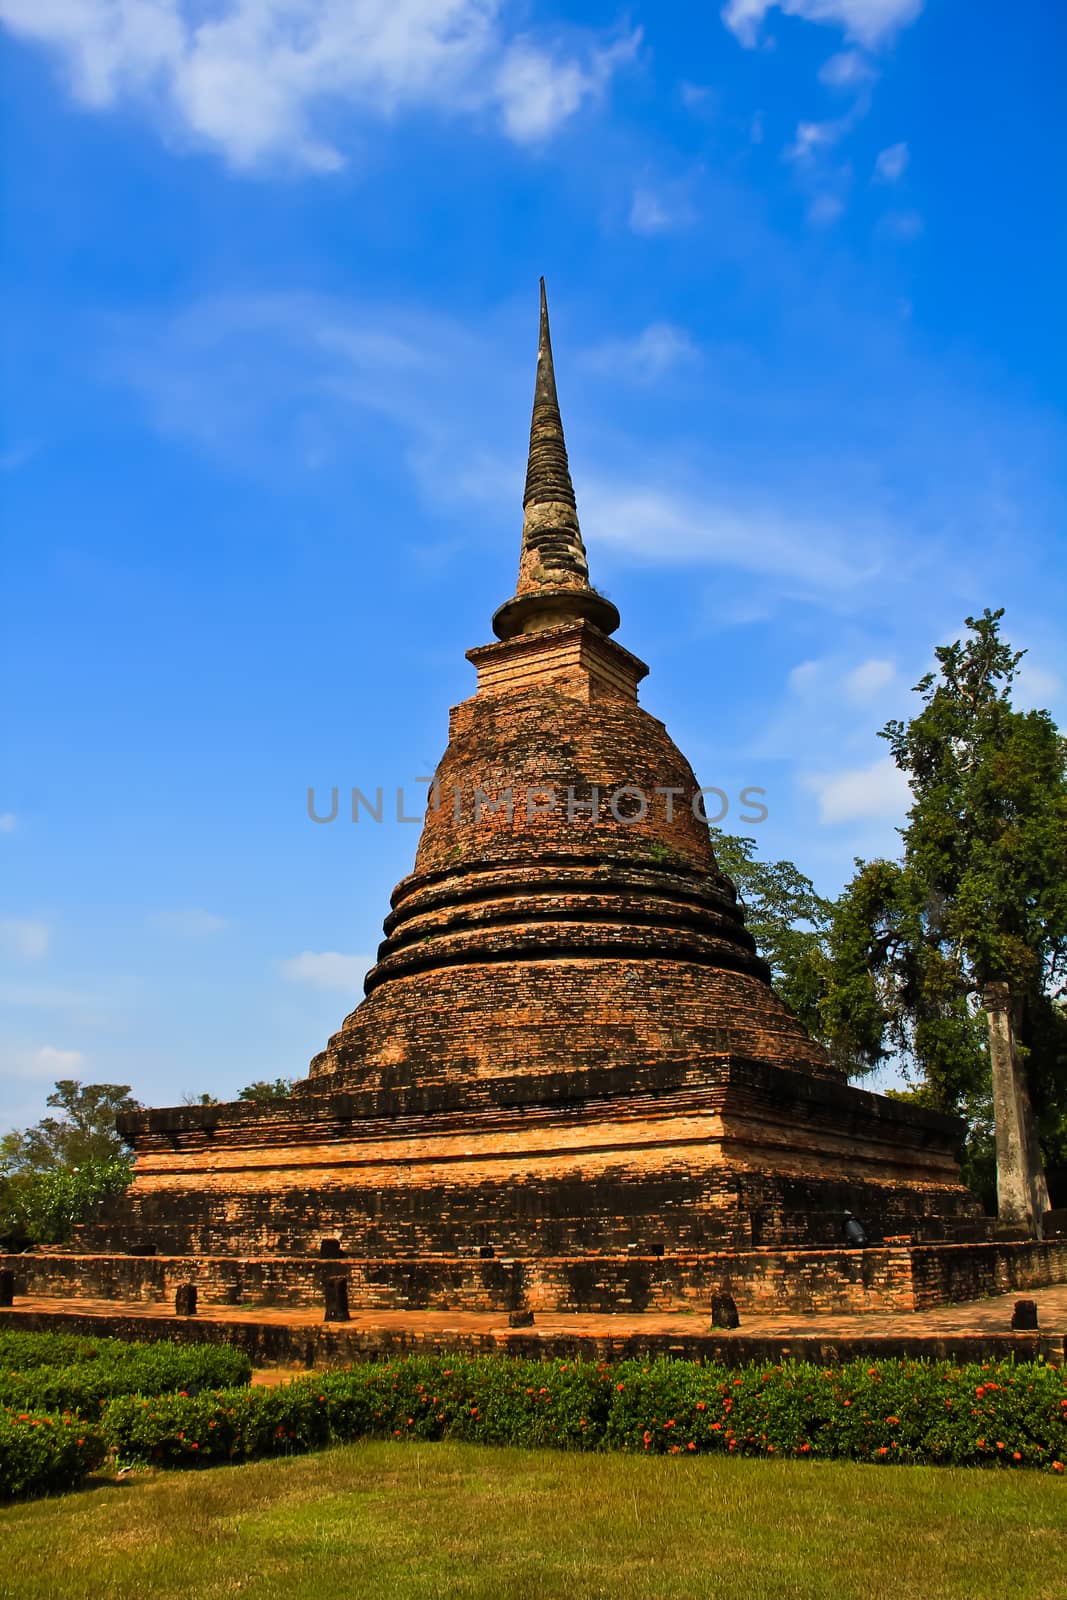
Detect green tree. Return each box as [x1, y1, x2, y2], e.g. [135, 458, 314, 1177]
[0, 1080, 140, 1173]
[0, 1080, 141, 1248]
[710, 830, 854, 1062]
[237, 1078, 295, 1103]
[823, 610, 1067, 1229]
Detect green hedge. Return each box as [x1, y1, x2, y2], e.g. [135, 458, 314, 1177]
[0, 1329, 160, 1371]
[104, 1354, 1067, 1473]
[0, 1339, 252, 1415]
[0, 1408, 107, 1500]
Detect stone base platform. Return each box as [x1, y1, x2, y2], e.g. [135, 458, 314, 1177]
[2, 1283, 1065, 1368]
[4, 1237, 1065, 1319]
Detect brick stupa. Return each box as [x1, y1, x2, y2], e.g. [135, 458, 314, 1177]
[28, 282, 1038, 1318]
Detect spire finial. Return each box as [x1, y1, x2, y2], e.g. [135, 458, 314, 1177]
[493, 279, 620, 642]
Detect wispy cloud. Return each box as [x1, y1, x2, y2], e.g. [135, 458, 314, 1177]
[819, 50, 877, 88]
[580, 481, 878, 596]
[0, 442, 36, 472]
[878, 209, 922, 241]
[874, 141, 909, 182]
[843, 658, 895, 702]
[0, 1042, 85, 1082]
[494, 31, 640, 142]
[722, 0, 924, 50]
[785, 119, 849, 163]
[629, 180, 699, 236]
[0, 1, 639, 172]
[808, 192, 845, 226]
[581, 324, 698, 383]
[149, 909, 230, 937]
[0, 813, 16, 833]
[0, 919, 50, 961]
[279, 951, 373, 992]
[803, 754, 910, 823]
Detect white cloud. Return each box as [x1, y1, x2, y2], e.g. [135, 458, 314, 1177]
[874, 140, 909, 181]
[0, 1043, 85, 1082]
[279, 951, 373, 992]
[494, 31, 639, 142]
[680, 81, 716, 111]
[31, 1044, 84, 1077]
[0, 918, 50, 960]
[804, 754, 910, 823]
[843, 657, 894, 702]
[581, 481, 877, 595]
[629, 181, 698, 235]
[785, 118, 849, 163]
[722, 0, 924, 50]
[1014, 661, 1062, 710]
[819, 49, 876, 87]
[581, 323, 698, 383]
[788, 654, 893, 704]
[788, 660, 821, 696]
[808, 192, 844, 225]
[149, 908, 230, 936]
[0, 812, 16, 832]
[878, 208, 922, 241]
[0, 1, 637, 171]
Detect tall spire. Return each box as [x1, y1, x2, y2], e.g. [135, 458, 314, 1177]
[493, 279, 620, 642]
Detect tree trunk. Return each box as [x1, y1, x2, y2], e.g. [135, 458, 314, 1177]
[984, 982, 1050, 1236]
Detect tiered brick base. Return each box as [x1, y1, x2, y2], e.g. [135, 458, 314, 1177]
[5, 1240, 1066, 1319]
[10, 1054, 1042, 1319]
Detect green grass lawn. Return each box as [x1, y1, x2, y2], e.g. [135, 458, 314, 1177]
[2, 1443, 1063, 1600]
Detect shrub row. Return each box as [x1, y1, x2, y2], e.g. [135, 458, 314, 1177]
[105, 1354, 1067, 1473]
[1, 1408, 107, 1500]
[0, 1330, 137, 1371]
[0, 1338, 252, 1415]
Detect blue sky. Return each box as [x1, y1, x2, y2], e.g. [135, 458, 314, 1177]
[2, 0, 1065, 1130]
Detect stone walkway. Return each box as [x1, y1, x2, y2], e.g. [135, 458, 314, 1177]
[3, 1281, 1065, 1367]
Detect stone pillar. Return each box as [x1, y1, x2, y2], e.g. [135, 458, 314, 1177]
[711, 1291, 739, 1329]
[324, 1276, 350, 1322]
[175, 1283, 197, 1316]
[986, 983, 1050, 1236]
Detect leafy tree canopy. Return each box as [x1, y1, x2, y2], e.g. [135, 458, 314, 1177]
[0, 1080, 140, 1176]
[822, 610, 1067, 1209]
[237, 1078, 295, 1103]
[0, 1081, 141, 1248]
